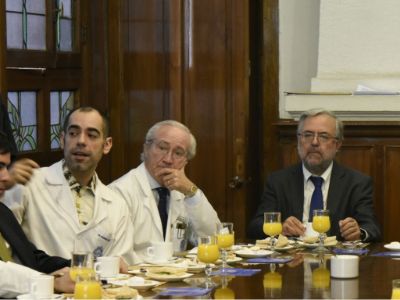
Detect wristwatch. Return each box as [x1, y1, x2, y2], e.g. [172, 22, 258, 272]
[186, 185, 198, 198]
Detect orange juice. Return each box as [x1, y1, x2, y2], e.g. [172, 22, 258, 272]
[74, 280, 102, 299]
[198, 244, 220, 263]
[263, 222, 282, 237]
[214, 287, 235, 299]
[392, 288, 400, 299]
[312, 216, 331, 233]
[263, 271, 282, 289]
[312, 267, 330, 289]
[217, 233, 234, 249]
[69, 267, 96, 282]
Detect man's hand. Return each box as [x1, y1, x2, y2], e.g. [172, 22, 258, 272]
[339, 217, 361, 241]
[156, 167, 194, 195]
[6, 158, 39, 188]
[282, 216, 305, 236]
[52, 267, 75, 293]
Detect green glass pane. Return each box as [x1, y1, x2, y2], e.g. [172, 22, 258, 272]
[50, 90, 74, 149]
[7, 91, 37, 152]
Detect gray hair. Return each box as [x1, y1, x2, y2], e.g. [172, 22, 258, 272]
[297, 109, 344, 141]
[141, 120, 197, 160]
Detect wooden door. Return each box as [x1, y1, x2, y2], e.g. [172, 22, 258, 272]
[112, 0, 253, 240]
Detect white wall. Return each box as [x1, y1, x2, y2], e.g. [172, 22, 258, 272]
[279, 0, 320, 119]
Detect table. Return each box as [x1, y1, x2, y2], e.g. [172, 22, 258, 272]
[138, 243, 399, 299]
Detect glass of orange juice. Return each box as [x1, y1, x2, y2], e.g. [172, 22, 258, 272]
[312, 209, 331, 252]
[70, 252, 95, 282]
[74, 273, 102, 299]
[263, 212, 282, 254]
[198, 236, 220, 288]
[216, 222, 234, 272]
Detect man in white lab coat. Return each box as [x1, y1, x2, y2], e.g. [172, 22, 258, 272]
[109, 120, 220, 261]
[4, 107, 137, 265]
[0, 133, 74, 298]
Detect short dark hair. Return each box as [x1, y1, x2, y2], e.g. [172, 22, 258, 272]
[0, 131, 12, 155]
[62, 106, 110, 137]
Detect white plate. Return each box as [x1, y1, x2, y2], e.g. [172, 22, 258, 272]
[297, 241, 337, 248]
[108, 277, 162, 291]
[17, 294, 62, 300]
[101, 273, 131, 281]
[384, 243, 400, 251]
[234, 249, 273, 258]
[143, 257, 178, 265]
[216, 256, 243, 264]
[146, 272, 193, 282]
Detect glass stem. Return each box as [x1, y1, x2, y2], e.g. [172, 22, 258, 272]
[222, 249, 228, 270]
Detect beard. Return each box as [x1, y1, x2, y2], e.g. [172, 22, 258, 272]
[303, 158, 331, 175]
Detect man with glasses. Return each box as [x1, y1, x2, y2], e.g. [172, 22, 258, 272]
[248, 109, 381, 242]
[109, 120, 220, 261]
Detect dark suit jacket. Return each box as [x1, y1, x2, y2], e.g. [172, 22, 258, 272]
[247, 161, 381, 242]
[0, 202, 69, 273]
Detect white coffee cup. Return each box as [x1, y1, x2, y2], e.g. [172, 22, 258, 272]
[94, 256, 119, 278]
[331, 278, 359, 299]
[304, 222, 319, 238]
[330, 255, 359, 278]
[30, 274, 54, 299]
[146, 241, 174, 262]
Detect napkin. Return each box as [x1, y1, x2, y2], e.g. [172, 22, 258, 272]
[211, 268, 261, 276]
[246, 257, 293, 264]
[157, 287, 212, 297]
[332, 248, 369, 255]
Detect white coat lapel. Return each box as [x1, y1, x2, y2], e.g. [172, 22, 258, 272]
[137, 164, 164, 240]
[43, 162, 81, 229]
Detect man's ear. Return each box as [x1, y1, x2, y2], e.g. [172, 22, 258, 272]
[60, 132, 65, 150]
[103, 137, 112, 154]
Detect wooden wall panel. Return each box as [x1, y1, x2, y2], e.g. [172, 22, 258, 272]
[383, 146, 400, 241]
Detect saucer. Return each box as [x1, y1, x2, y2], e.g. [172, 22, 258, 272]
[384, 242, 400, 251]
[144, 257, 178, 265]
[234, 249, 273, 258]
[101, 273, 131, 281]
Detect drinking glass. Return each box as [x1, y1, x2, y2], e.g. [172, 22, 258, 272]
[216, 222, 234, 272]
[197, 236, 220, 288]
[312, 209, 331, 252]
[70, 252, 95, 282]
[74, 273, 102, 299]
[263, 212, 282, 254]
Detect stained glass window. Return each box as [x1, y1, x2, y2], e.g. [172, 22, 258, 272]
[7, 91, 38, 151]
[6, 0, 46, 50]
[50, 91, 74, 149]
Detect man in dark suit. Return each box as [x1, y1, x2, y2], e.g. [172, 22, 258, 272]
[248, 109, 381, 242]
[0, 133, 74, 297]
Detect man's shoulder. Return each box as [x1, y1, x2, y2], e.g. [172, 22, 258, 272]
[268, 163, 302, 180]
[97, 179, 130, 208]
[332, 161, 371, 181]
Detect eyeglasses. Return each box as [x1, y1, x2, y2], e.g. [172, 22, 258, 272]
[149, 140, 187, 160]
[297, 131, 338, 144]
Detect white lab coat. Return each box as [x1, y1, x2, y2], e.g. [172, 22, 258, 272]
[4, 160, 137, 264]
[0, 261, 40, 298]
[109, 163, 220, 261]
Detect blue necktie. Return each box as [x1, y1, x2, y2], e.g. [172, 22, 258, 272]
[309, 176, 324, 222]
[156, 187, 169, 239]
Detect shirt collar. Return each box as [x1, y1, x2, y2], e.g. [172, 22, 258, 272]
[62, 159, 97, 192]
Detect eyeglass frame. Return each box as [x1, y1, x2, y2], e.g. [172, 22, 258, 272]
[146, 139, 188, 160]
[297, 131, 339, 144]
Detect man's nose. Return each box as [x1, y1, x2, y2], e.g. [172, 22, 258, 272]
[77, 133, 87, 144]
[162, 150, 174, 163]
